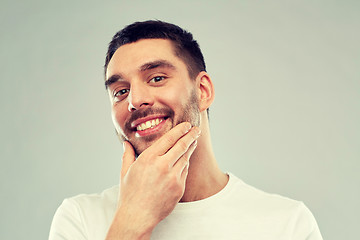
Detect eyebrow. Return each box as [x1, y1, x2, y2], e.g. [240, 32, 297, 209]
[105, 60, 176, 89]
[105, 74, 124, 89]
[139, 60, 176, 72]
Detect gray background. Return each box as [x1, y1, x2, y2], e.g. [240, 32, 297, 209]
[1, 0, 359, 239]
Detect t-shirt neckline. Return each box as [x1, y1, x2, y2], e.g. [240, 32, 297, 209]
[174, 173, 240, 211]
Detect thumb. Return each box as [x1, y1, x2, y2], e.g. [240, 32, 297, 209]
[120, 141, 136, 178]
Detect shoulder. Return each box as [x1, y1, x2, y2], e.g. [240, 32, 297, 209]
[227, 173, 323, 239]
[228, 173, 304, 210]
[49, 186, 119, 240]
[60, 185, 119, 225]
[64, 185, 119, 211]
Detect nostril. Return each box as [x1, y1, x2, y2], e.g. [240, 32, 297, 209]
[128, 102, 136, 112]
[128, 102, 150, 112]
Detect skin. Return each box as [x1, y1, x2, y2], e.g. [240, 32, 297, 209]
[105, 39, 228, 239]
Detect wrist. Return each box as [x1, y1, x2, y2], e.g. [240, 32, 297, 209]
[106, 204, 158, 240]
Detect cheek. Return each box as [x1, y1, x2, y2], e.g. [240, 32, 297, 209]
[157, 84, 192, 108]
[111, 104, 128, 131]
[158, 92, 186, 112]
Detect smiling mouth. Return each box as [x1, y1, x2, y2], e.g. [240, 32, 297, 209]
[135, 117, 170, 132]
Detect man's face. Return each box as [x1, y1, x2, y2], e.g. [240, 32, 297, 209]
[105, 39, 200, 155]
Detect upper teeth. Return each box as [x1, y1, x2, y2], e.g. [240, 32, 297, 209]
[137, 118, 163, 131]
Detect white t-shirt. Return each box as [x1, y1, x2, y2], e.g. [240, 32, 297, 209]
[49, 173, 323, 240]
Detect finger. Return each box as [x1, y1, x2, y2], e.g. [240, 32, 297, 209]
[148, 122, 192, 155]
[165, 127, 201, 166]
[178, 140, 197, 183]
[120, 141, 136, 178]
[174, 139, 197, 173]
[180, 162, 189, 186]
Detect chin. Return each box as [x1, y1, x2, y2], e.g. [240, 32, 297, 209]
[132, 141, 154, 157]
[126, 133, 160, 156]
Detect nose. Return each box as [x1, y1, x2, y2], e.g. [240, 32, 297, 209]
[127, 83, 154, 112]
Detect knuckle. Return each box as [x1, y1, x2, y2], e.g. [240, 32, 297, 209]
[168, 176, 182, 195]
[169, 172, 178, 183]
[183, 158, 190, 168]
[178, 156, 187, 166]
[167, 173, 175, 184]
[165, 135, 176, 145]
[178, 140, 189, 152]
[181, 150, 190, 161]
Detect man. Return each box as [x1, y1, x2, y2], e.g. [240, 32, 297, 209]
[49, 20, 323, 240]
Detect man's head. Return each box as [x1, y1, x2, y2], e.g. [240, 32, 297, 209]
[104, 21, 214, 155]
[104, 20, 206, 81]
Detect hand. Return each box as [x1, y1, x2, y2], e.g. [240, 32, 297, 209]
[106, 122, 201, 239]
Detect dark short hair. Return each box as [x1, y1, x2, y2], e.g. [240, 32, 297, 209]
[104, 20, 206, 79]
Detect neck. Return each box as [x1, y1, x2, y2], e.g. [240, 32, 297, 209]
[180, 122, 228, 202]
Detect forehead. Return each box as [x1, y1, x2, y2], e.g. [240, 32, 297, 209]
[106, 39, 184, 79]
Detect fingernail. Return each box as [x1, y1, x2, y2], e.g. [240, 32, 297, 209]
[195, 128, 201, 137]
[184, 122, 192, 131]
[122, 141, 126, 151]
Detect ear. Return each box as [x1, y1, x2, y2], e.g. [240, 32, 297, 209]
[196, 71, 215, 112]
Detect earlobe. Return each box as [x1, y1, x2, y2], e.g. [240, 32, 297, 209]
[197, 72, 215, 112]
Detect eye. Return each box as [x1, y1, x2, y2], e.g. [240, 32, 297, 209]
[113, 88, 129, 99]
[149, 76, 165, 83]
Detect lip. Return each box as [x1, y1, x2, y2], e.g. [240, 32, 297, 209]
[134, 117, 168, 137]
[130, 114, 168, 129]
